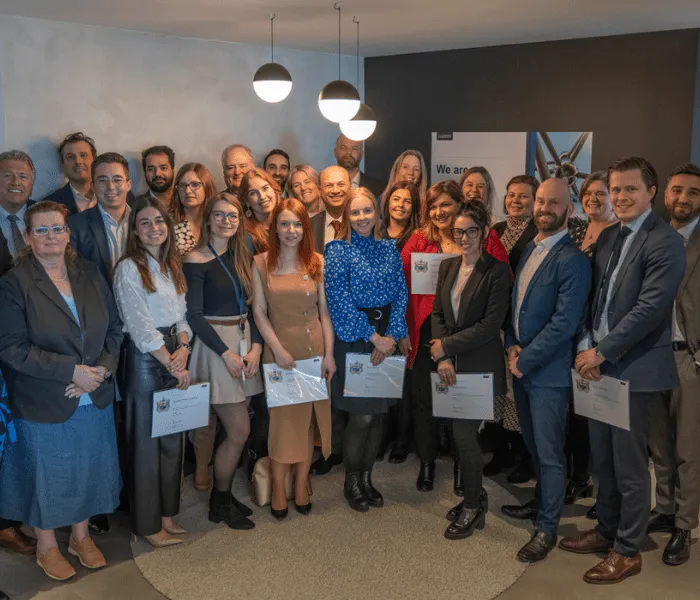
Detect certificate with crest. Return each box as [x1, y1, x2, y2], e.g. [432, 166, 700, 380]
[344, 353, 406, 399]
[431, 373, 494, 420]
[151, 383, 210, 438]
[411, 252, 459, 295]
[263, 357, 329, 408]
[571, 370, 630, 431]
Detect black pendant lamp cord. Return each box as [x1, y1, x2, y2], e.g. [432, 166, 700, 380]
[354, 16, 360, 87]
[270, 13, 275, 63]
[335, 2, 341, 78]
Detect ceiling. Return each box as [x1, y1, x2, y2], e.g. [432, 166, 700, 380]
[2, 0, 700, 57]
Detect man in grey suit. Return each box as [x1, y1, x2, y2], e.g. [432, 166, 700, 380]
[646, 163, 700, 566]
[560, 157, 686, 584]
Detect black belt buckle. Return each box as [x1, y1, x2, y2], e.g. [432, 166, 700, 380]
[368, 308, 383, 323]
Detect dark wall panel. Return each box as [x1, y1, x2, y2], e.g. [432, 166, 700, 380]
[365, 29, 700, 197]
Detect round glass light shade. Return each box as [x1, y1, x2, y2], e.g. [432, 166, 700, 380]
[253, 63, 293, 103]
[339, 103, 377, 141]
[318, 80, 361, 123]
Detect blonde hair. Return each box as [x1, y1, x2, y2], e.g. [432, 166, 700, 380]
[381, 150, 428, 207]
[339, 187, 382, 241]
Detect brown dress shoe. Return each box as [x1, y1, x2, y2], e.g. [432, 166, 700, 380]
[559, 529, 614, 554]
[36, 547, 76, 581]
[68, 536, 107, 569]
[583, 550, 641, 584]
[194, 466, 212, 491]
[0, 526, 37, 554]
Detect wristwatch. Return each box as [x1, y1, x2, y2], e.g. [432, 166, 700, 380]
[178, 342, 192, 353]
[594, 347, 605, 362]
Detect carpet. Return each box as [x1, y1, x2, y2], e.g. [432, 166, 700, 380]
[131, 457, 531, 600]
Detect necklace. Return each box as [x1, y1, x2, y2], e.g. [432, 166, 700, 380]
[48, 270, 68, 282]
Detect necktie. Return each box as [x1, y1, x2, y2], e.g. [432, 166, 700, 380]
[592, 225, 632, 330]
[7, 214, 26, 255]
[330, 220, 342, 237]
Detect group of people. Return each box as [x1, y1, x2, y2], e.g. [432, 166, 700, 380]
[0, 130, 697, 593]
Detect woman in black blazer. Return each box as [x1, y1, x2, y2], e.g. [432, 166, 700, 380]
[0, 201, 123, 582]
[429, 201, 511, 540]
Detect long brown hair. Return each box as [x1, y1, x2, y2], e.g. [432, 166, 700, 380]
[116, 196, 187, 294]
[338, 187, 382, 242]
[381, 181, 422, 246]
[380, 150, 428, 207]
[267, 198, 322, 281]
[197, 192, 254, 300]
[171, 162, 218, 223]
[421, 180, 464, 243]
[17, 201, 78, 266]
[238, 168, 281, 253]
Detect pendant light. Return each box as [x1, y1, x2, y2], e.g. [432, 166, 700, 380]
[340, 16, 377, 141]
[318, 3, 360, 123]
[253, 14, 293, 103]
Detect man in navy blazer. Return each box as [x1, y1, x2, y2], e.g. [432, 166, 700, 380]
[502, 178, 592, 563]
[561, 158, 686, 584]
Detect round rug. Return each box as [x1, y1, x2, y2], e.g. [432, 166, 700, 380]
[132, 458, 530, 600]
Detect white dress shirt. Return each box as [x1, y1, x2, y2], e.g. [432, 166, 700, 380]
[514, 228, 569, 340]
[98, 204, 131, 268]
[70, 185, 95, 210]
[351, 171, 361, 189]
[593, 207, 652, 344]
[113, 255, 192, 354]
[672, 216, 699, 342]
[324, 211, 342, 246]
[0, 202, 28, 257]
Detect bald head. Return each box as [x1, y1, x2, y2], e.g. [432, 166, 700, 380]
[533, 177, 572, 235]
[320, 166, 351, 217]
[334, 134, 363, 172]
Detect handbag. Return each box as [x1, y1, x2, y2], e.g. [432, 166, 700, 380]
[250, 457, 295, 507]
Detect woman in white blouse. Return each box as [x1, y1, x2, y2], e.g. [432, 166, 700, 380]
[113, 196, 192, 548]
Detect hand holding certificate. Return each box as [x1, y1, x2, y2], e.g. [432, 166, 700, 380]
[263, 357, 329, 408]
[344, 353, 406, 399]
[151, 382, 210, 438]
[571, 369, 630, 431]
[431, 373, 494, 420]
[411, 253, 459, 295]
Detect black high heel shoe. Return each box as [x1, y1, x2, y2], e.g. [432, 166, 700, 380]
[271, 505, 288, 520]
[416, 461, 435, 492]
[294, 502, 312, 515]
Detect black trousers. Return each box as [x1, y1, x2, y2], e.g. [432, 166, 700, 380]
[451, 419, 483, 507]
[385, 369, 412, 447]
[343, 412, 384, 473]
[249, 391, 269, 459]
[565, 396, 591, 483]
[590, 391, 657, 557]
[331, 407, 348, 455]
[124, 332, 183, 537]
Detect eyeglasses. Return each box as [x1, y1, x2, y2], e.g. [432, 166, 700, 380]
[32, 225, 67, 236]
[451, 227, 481, 240]
[177, 181, 204, 192]
[212, 211, 239, 223]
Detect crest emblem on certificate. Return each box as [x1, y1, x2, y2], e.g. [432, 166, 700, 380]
[156, 398, 171, 413]
[414, 259, 429, 273]
[349, 361, 363, 375]
[435, 380, 448, 394]
[268, 369, 283, 384]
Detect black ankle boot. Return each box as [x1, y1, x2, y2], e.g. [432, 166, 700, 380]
[453, 462, 464, 497]
[360, 470, 384, 508]
[444, 503, 487, 540]
[344, 472, 370, 512]
[416, 461, 435, 491]
[209, 489, 255, 530]
[447, 488, 488, 521]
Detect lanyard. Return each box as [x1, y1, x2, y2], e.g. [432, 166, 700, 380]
[208, 244, 245, 332]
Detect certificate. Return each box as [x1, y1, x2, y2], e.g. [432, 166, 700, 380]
[571, 370, 630, 431]
[411, 252, 459, 295]
[151, 383, 210, 438]
[344, 354, 406, 399]
[431, 373, 494, 420]
[263, 357, 329, 408]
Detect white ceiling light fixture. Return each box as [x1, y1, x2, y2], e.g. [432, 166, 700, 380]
[253, 14, 292, 103]
[318, 2, 360, 123]
[340, 16, 377, 141]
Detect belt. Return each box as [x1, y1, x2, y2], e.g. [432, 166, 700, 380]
[207, 315, 248, 327]
[157, 325, 177, 337]
[358, 306, 389, 323]
[672, 341, 688, 352]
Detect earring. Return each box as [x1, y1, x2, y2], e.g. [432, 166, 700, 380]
[245, 208, 253, 218]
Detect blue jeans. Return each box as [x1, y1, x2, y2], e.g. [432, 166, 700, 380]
[513, 377, 569, 534]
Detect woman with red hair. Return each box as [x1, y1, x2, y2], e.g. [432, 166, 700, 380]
[238, 168, 281, 254]
[252, 198, 335, 518]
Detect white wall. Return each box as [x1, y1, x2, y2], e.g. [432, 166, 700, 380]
[0, 15, 362, 198]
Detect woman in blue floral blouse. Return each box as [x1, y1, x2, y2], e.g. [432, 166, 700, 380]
[324, 187, 408, 512]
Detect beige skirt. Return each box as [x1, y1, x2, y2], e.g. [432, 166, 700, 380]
[190, 315, 263, 405]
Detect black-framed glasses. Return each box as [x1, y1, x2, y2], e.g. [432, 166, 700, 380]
[177, 181, 204, 192]
[32, 225, 67, 236]
[212, 211, 239, 223]
[451, 227, 480, 240]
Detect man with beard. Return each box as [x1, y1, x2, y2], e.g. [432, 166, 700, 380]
[501, 177, 591, 563]
[334, 134, 385, 199]
[562, 157, 685, 584]
[140, 146, 175, 208]
[263, 149, 290, 196]
[221, 144, 255, 198]
[309, 166, 351, 252]
[643, 164, 700, 566]
[43, 132, 98, 214]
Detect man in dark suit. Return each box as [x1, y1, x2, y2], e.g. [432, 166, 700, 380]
[561, 157, 686, 584]
[646, 163, 700, 566]
[139, 145, 175, 209]
[334, 134, 385, 199]
[502, 178, 592, 563]
[309, 166, 351, 253]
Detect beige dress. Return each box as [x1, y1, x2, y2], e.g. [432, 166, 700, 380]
[254, 254, 331, 464]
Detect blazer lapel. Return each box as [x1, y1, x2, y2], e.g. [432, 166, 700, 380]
[521, 237, 568, 306]
[88, 208, 112, 276]
[611, 213, 655, 300]
[68, 262, 89, 328]
[31, 260, 78, 324]
[441, 258, 461, 329]
[678, 222, 700, 298]
[512, 241, 535, 315]
[456, 255, 487, 326]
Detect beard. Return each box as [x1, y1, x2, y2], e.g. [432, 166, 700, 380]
[337, 155, 359, 170]
[534, 210, 567, 232]
[148, 175, 174, 193]
[670, 202, 700, 225]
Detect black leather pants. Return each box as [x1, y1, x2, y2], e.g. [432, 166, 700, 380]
[124, 330, 183, 537]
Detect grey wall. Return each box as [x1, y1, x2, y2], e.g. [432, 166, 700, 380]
[365, 29, 700, 203]
[0, 15, 361, 198]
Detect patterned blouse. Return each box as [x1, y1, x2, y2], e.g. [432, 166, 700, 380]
[174, 220, 197, 256]
[324, 231, 408, 343]
[568, 216, 594, 259]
